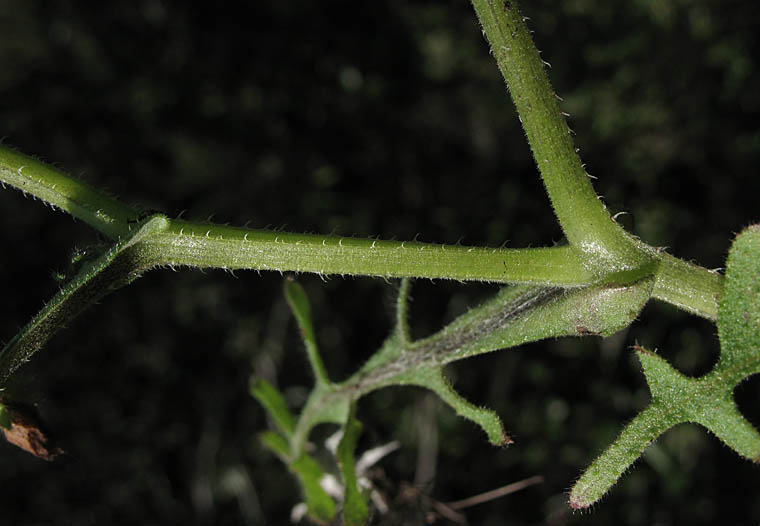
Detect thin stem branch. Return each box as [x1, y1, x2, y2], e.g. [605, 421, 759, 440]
[0, 145, 139, 239]
[446, 475, 544, 510]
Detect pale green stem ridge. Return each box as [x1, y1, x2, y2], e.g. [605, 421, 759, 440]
[469, 0, 644, 271]
[0, 144, 139, 239]
[139, 220, 597, 286]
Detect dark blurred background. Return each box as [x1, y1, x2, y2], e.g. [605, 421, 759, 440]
[1, 0, 759, 524]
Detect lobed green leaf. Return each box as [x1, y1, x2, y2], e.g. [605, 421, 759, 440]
[571, 225, 760, 508]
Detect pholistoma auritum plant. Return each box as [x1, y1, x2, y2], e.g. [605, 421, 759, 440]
[1, 1, 758, 524]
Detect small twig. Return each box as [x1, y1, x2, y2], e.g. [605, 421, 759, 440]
[430, 500, 468, 524]
[397, 483, 467, 525]
[445, 475, 544, 510]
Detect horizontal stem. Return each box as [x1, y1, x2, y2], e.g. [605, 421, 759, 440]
[0, 145, 139, 239]
[0, 144, 723, 314]
[652, 252, 723, 321]
[136, 220, 596, 285]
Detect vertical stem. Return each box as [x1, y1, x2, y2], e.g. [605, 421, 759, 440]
[469, 0, 641, 268]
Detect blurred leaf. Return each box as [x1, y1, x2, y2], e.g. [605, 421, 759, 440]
[250, 378, 296, 440]
[259, 431, 337, 523]
[337, 406, 369, 526]
[284, 279, 330, 386]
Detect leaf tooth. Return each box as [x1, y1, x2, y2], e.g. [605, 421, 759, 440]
[397, 366, 511, 446]
[634, 345, 688, 404]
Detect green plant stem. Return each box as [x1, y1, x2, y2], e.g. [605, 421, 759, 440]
[652, 252, 723, 321]
[139, 223, 721, 317]
[1, 143, 723, 314]
[137, 220, 596, 285]
[469, 0, 643, 270]
[0, 145, 139, 239]
[0, 144, 594, 286]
